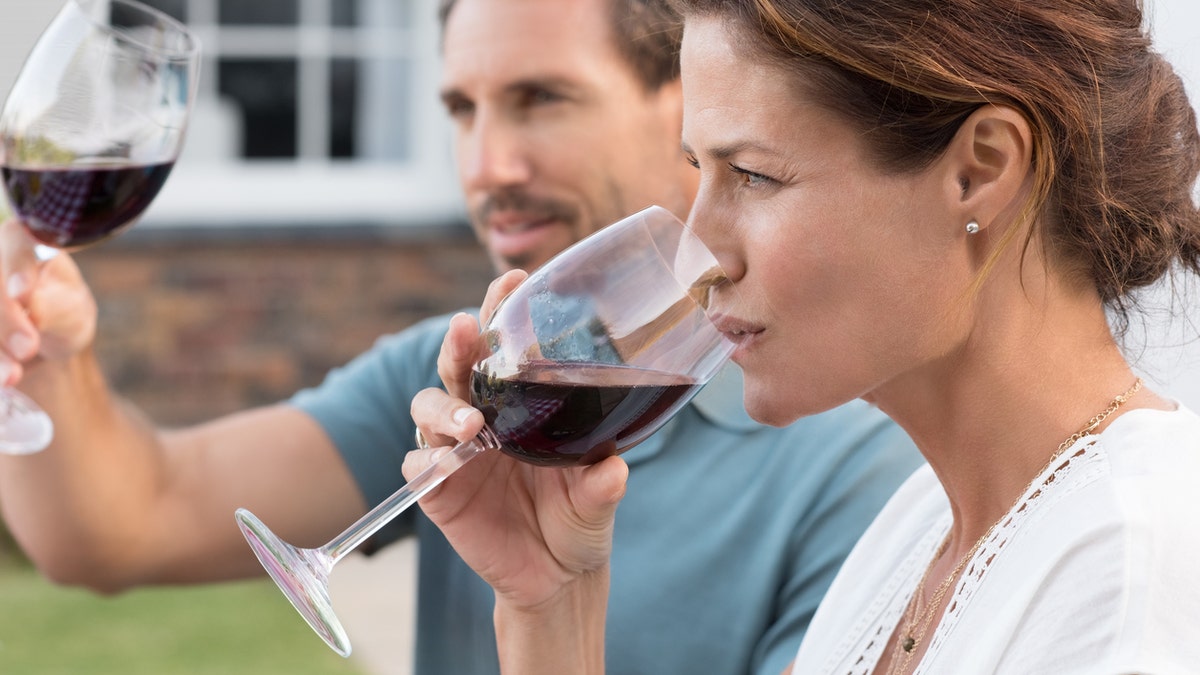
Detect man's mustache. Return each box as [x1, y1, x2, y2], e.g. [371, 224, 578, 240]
[474, 191, 579, 227]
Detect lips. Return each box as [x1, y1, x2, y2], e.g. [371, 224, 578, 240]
[710, 314, 765, 346]
[486, 212, 556, 234]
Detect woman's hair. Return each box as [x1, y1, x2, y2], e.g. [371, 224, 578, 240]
[672, 0, 1200, 327]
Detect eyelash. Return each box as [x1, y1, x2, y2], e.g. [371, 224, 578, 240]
[685, 154, 773, 187]
[729, 164, 772, 187]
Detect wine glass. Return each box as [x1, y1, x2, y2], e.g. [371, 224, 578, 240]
[0, 0, 200, 454]
[235, 205, 737, 657]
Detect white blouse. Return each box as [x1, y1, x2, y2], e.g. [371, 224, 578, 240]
[791, 404, 1200, 675]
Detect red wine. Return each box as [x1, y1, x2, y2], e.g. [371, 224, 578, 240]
[2, 162, 174, 249]
[471, 361, 702, 467]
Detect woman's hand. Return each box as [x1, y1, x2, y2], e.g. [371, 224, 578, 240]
[0, 219, 97, 386]
[407, 270, 628, 609]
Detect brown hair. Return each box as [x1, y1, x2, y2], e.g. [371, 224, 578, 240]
[438, 0, 682, 92]
[671, 0, 1200, 328]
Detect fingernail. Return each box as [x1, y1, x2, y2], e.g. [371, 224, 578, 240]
[8, 333, 35, 360]
[453, 408, 474, 426]
[6, 273, 26, 299]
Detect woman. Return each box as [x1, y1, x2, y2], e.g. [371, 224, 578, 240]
[408, 0, 1200, 672]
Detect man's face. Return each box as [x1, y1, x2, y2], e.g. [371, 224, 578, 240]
[440, 0, 696, 273]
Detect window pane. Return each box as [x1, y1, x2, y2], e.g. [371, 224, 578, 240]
[355, 57, 411, 161]
[331, 0, 357, 27]
[330, 59, 357, 158]
[355, 0, 413, 29]
[219, 0, 298, 25]
[218, 60, 297, 158]
[138, 0, 187, 22]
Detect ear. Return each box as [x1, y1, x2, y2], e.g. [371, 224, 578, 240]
[943, 105, 1034, 235]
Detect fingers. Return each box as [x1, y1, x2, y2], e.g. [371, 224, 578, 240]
[479, 269, 526, 327]
[400, 443, 448, 483]
[437, 312, 484, 401]
[0, 218, 41, 302]
[436, 271, 529, 402]
[0, 220, 43, 385]
[411, 385, 485, 450]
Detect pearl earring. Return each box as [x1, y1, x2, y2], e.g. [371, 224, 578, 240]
[965, 220, 980, 235]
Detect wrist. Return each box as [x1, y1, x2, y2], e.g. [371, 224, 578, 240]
[494, 567, 611, 675]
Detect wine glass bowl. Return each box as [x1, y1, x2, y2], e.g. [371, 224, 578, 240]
[0, 0, 199, 454]
[471, 208, 731, 466]
[236, 205, 737, 656]
[1, 0, 197, 251]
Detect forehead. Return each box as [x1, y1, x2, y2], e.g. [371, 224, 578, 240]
[680, 18, 789, 139]
[680, 17, 857, 164]
[442, 0, 628, 92]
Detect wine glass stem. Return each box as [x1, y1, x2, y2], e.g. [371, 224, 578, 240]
[320, 427, 500, 563]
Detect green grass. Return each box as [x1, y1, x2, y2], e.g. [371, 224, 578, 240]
[0, 564, 366, 674]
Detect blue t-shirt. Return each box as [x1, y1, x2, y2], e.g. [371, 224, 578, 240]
[290, 312, 923, 675]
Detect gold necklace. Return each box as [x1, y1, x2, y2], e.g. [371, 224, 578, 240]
[885, 377, 1143, 675]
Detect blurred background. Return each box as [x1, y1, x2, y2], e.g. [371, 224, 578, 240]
[0, 0, 483, 673]
[0, 0, 1197, 673]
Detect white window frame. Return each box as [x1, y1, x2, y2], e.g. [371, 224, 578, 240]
[145, 0, 463, 229]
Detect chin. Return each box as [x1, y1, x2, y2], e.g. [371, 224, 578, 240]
[742, 388, 803, 428]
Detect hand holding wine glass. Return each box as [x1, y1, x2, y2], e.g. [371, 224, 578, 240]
[235, 205, 738, 657]
[406, 303, 632, 612]
[0, 0, 199, 454]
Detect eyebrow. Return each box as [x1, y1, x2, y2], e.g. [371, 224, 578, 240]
[440, 76, 585, 105]
[680, 139, 774, 160]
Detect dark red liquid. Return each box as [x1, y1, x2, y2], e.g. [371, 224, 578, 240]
[2, 162, 174, 249]
[471, 361, 702, 467]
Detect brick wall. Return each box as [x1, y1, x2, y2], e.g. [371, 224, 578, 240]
[73, 224, 492, 425]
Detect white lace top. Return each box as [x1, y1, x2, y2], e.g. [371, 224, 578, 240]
[790, 404, 1200, 675]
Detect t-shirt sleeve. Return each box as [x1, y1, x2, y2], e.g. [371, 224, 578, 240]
[289, 313, 457, 549]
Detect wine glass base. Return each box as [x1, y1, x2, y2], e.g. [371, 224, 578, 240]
[235, 508, 353, 657]
[0, 388, 53, 455]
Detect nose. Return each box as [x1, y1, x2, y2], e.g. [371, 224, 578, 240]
[687, 192, 744, 283]
[459, 110, 532, 192]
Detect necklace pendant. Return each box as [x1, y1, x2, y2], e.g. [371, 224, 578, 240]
[901, 636, 916, 653]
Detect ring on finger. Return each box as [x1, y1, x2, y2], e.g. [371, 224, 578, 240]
[414, 428, 432, 450]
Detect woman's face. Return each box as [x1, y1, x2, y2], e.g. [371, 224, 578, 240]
[681, 16, 977, 425]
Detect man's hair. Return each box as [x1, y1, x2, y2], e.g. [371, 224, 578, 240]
[438, 0, 682, 91]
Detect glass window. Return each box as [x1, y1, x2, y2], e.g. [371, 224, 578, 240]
[331, 0, 357, 27]
[219, 0, 299, 26]
[121, 0, 460, 227]
[329, 58, 357, 158]
[218, 59, 298, 158]
[138, 0, 187, 22]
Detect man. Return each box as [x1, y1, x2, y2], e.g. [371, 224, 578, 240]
[0, 0, 922, 673]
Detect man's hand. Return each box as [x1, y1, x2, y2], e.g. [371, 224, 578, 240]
[0, 219, 97, 386]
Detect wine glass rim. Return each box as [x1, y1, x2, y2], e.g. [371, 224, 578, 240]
[70, 0, 200, 62]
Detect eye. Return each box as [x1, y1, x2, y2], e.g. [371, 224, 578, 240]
[685, 153, 699, 169]
[517, 86, 564, 109]
[441, 95, 474, 120]
[729, 164, 773, 187]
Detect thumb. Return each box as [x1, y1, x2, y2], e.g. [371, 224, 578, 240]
[573, 455, 629, 528]
[0, 218, 41, 301]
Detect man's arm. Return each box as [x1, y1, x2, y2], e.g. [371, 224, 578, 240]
[0, 227, 365, 592]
